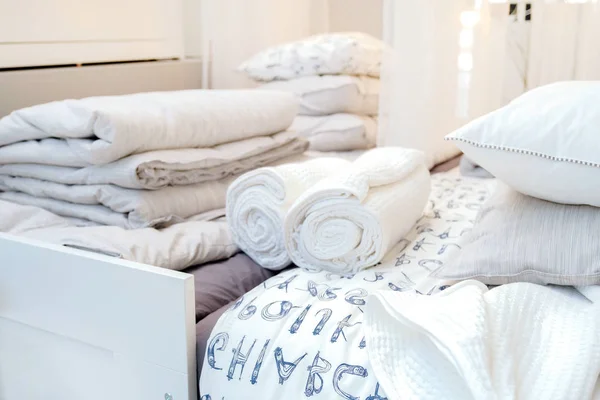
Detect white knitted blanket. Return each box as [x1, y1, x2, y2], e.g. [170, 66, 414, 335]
[226, 156, 351, 270]
[0, 89, 298, 165]
[284, 147, 430, 274]
[364, 280, 600, 400]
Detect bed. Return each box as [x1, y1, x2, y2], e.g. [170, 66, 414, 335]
[0, 151, 461, 400]
[197, 165, 493, 398]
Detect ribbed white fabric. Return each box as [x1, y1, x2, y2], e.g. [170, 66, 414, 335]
[0, 89, 298, 165]
[0, 200, 238, 270]
[0, 132, 308, 189]
[364, 280, 600, 400]
[226, 156, 351, 270]
[284, 147, 430, 274]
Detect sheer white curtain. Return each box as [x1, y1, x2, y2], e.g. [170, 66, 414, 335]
[527, 0, 600, 89]
[377, 0, 600, 163]
[377, 0, 508, 164]
[199, 0, 329, 89]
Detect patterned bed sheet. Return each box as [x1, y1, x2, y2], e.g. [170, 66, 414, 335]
[199, 169, 495, 400]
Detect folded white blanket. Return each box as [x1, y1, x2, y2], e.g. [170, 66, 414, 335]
[226, 156, 351, 270]
[284, 147, 430, 274]
[0, 132, 308, 189]
[0, 89, 298, 165]
[0, 200, 238, 270]
[290, 114, 377, 152]
[0, 175, 233, 229]
[364, 280, 600, 400]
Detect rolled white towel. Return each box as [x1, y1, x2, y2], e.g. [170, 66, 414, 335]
[226, 156, 351, 270]
[284, 147, 430, 274]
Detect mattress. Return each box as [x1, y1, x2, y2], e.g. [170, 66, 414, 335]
[198, 167, 496, 398]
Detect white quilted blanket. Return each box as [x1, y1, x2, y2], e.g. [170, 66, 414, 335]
[284, 147, 430, 274]
[0, 200, 238, 270]
[364, 280, 600, 400]
[227, 156, 351, 270]
[0, 89, 298, 165]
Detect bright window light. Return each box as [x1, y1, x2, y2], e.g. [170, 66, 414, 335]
[459, 30, 474, 48]
[460, 11, 481, 28]
[458, 52, 474, 71]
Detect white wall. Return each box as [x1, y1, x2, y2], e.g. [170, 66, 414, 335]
[0, 0, 184, 68]
[183, 0, 203, 59]
[328, 0, 383, 38]
[183, 0, 383, 88]
[0, 60, 203, 117]
[198, 0, 330, 89]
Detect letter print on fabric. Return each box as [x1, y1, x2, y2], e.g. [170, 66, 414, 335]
[274, 347, 307, 385]
[207, 332, 229, 371]
[333, 363, 369, 400]
[305, 352, 331, 397]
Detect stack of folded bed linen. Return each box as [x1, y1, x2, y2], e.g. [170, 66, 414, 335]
[200, 81, 600, 400]
[0, 89, 309, 270]
[239, 32, 383, 152]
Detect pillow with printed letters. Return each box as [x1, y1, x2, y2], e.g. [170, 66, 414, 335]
[238, 32, 384, 82]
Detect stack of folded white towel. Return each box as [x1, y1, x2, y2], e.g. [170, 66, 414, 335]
[0, 89, 309, 269]
[237, 32, 384, 152]
[227, 147, 431, 273]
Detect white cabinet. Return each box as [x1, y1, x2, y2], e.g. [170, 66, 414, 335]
[0, 0, 184, 68]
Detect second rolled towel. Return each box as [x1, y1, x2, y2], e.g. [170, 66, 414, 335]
[226, 156, 351, 270]
[284, 147, 431, 274]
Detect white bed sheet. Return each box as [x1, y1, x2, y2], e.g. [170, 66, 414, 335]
[199, 169, 496, 399]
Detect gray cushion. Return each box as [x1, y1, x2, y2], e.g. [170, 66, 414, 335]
[431, 183, 600, 286]
[184, 253, 278, 322]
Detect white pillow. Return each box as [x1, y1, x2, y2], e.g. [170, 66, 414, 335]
[290, 114, 377, 152]
[446, 81, 600, 207]
[238, 32, 383, 82]
[258, 75, 380, 116]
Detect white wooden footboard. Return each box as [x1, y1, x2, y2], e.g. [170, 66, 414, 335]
[0, 234, 196, 400]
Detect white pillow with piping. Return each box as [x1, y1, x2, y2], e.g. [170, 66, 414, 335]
[446, 81, 600, 207]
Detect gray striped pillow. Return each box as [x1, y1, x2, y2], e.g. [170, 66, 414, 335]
[431, 183, 600, 286]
